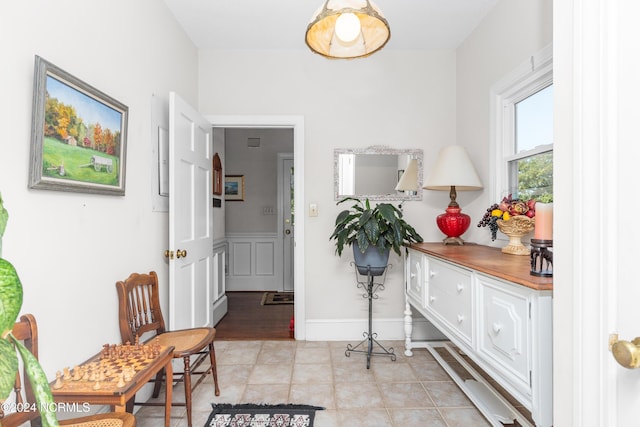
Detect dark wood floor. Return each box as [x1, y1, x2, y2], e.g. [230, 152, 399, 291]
[214, 291, 294, 340]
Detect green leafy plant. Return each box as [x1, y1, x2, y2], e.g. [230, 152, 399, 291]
[0, 192, 8, 241]
[0, 197, 59, 426]
[329, 197, 423, 257]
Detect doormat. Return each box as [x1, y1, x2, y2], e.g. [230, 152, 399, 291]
[206, 403, 324, 427]
[261, 292, 294, 305]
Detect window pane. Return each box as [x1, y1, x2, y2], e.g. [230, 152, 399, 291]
[509, 151, 553, 200]
[515, 85, 554, 152]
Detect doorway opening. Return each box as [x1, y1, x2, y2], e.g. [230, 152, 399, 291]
[208, 115, 305, 340]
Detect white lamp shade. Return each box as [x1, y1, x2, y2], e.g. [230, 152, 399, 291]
[305, 0, 390, 59]
[395, 159, 419, 191]
[424, 145, 483, 191]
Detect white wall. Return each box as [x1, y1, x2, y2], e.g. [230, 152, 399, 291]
[0, 0, 197, 377]
[225, 128, 293, 233]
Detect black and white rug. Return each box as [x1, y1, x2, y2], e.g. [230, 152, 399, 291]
[206, 403, 324, 427]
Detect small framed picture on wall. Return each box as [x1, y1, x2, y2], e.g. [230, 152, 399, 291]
[225, 175, 245, 201]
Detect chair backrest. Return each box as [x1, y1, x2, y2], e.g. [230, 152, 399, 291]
[115, 271, 166, 345]
[1, 313, 41, 427]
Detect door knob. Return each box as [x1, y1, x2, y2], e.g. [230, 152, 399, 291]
[164, 250, 174, 259]
[285, 229, 291, 235]
[611, 335, 640, 369]
[176, 249, 187, 258]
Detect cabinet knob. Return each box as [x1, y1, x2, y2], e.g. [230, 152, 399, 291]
[410, 273, 416, 279]
[456, 283, 464, 293]
[492, 323, 502, 334]
[611, 335, 640, 369]
[457, 315, 464, 323]
[429, 270, 436, 278]
[429, 296, 435, 303]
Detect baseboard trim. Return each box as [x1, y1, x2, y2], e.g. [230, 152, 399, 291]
[304, 317, 446, 341]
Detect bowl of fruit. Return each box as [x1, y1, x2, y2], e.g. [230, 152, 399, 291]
[478, 195, 536, 255]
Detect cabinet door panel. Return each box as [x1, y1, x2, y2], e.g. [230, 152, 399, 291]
[407, 249, 426, 306]
[477, 275, 531, 395]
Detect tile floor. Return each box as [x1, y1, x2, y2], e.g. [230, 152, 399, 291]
[134, 340, 491, 427]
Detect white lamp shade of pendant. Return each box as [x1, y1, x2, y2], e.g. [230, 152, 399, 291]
[305, 0, 390, 59]
[424, 145, 483, 191]
[395, 159, 419, 191]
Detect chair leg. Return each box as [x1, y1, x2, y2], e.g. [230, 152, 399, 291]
[183, 356, 192, 427]
[209, 342, 220, 396]
[152, 369, 164, 398]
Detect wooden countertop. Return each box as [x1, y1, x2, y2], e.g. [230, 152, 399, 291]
[409, 242, 553, 291]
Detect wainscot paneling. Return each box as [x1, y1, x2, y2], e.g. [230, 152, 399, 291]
[226, 233, 281, 291]
[211, 239, 228, 326]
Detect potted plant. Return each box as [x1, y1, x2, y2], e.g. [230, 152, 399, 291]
[330, 197, 423, 275]
[0, 198, 59, 426]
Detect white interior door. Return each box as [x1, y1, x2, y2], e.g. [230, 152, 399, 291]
[610, 1, 640, 424]
[168, 92, 213, 330]
[280, 155, 294, 292]
[555, 1, 640, 425]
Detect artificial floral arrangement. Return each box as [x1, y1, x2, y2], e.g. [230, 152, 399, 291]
[477, 194, 536, 241]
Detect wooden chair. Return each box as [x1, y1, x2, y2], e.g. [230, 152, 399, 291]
[1, 313, 136, 427]
[115, 271, 220, 427]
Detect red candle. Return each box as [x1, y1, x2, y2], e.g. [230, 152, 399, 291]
[534, 202, 553, 240]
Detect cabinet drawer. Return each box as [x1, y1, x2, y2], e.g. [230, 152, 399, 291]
[477, 275, 532, 395]
[426, 258, 473, 344]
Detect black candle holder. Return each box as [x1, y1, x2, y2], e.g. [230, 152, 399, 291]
[530, 239, 553, 277]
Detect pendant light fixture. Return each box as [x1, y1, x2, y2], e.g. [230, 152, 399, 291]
[305, 0, 391, 59]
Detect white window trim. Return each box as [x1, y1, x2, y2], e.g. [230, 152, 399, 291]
[490, 44, 553, 203]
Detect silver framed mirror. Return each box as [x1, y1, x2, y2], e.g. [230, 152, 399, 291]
[334, 146, 423, 201]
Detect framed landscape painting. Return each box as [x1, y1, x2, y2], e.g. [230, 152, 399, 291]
[29, 56, 128, 195]
[225, 175, 245, 201]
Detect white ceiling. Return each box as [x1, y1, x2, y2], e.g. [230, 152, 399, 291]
[163, 0, 499, 51]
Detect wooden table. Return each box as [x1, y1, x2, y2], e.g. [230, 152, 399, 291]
[50, 344, 174, 427]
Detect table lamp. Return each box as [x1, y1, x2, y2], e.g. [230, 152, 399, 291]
[395, 158, 419, 195]
[424, 145, 483, 245]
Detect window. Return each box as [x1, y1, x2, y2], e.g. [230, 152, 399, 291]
[491, 45, 553, 203]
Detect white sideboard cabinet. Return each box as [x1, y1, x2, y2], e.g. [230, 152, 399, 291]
[404, 243, 553, 427]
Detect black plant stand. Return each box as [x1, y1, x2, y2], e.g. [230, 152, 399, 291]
[345, 262, 397, 369]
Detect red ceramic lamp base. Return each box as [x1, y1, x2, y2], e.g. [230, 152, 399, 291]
[436, 206, 471, 245]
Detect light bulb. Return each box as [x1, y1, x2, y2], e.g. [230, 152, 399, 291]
[334, 13, 361, 43]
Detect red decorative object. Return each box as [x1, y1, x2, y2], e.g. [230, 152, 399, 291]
[436, 206, 471, 245]
[289, 316, 295, 336]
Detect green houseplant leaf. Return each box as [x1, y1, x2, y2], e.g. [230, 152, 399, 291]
[0, 258, 23, 335]
[11, 335, 59, 427]
[0, 338, 18, 399]
[0, 192, 8, 239]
